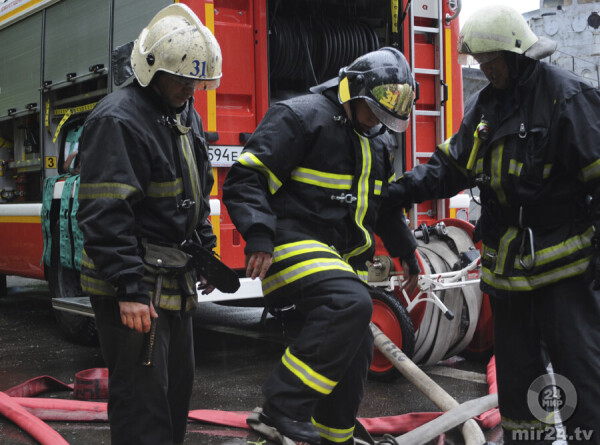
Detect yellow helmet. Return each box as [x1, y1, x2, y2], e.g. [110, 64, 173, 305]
[457, 4, 556, 65]
[131, 3, 222, 88]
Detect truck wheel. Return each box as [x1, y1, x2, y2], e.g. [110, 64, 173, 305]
[369, 287, 415, 382]
[48, 224, 98, 346]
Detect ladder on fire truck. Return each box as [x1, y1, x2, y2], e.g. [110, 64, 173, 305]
[406, 0, 459, 228]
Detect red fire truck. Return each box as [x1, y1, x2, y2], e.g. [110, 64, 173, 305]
[0, 0, 492, 379]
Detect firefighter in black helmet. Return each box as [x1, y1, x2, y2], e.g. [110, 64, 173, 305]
[224, 47, 419, 445]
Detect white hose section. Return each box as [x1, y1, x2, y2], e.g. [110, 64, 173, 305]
[371, 323, 488, 445]
[411, 226, 483, 365]
[393, 394, 498, 445]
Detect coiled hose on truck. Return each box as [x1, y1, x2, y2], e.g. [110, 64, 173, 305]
[411, 224, 483, 366]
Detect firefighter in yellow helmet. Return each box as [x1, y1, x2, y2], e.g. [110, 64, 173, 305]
[77, 4, 221, 444]
[394, 4, 600, 443]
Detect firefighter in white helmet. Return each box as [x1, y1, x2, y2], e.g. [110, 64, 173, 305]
[394, 5, 600, 442]
[77, 4, 221, 444]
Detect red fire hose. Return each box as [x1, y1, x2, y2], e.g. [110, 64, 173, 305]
[1, 359, 500, 444]
[0, 392, 69, 445]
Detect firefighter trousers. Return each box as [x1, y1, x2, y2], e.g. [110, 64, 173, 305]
[91, 296, 195, 445]
[262, 277, 374, 444]
[491, 275, 600, 444]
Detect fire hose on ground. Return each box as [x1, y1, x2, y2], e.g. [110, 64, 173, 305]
[371, 323, 497, 445]
[0, 356, 500, 445]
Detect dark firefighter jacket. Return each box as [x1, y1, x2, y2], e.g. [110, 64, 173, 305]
[395, 59, 600, 297]
[222, 87, 418, 302]
[77, 81, 216, 311]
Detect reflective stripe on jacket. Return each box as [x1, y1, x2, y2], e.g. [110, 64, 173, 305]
[223, 89, 417, 302]
[402, 61, 600, 296]
[78, 82, 215, 310]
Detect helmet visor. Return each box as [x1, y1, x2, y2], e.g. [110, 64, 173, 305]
[171, 75, 221, 91]
[370, 83, 415, 118]
[367, 99, 410, 133]
[458, 51, 501, 66]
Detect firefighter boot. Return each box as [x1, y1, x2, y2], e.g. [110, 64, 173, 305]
[247, 407, 321, 445]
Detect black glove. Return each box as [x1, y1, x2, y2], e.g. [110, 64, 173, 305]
[388, 179, 414, 209]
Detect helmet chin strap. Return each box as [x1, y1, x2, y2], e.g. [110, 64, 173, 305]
[349, 100, 386, 138]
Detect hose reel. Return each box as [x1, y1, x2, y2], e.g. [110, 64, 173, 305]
[410, 222, 483, 366]
[269, 15, 380, 84]
[370, 221, 484, 378]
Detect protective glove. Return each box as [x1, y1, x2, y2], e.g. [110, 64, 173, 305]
[388, 179, 414, 209]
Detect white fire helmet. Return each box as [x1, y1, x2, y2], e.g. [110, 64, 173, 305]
[131, 3, 222, 89]
[457, 4, 556, 66]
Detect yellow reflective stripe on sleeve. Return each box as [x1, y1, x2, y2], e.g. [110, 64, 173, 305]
[483, 256, 591, 291]
[281, 348, 337, 395]
[273, 240, 341, 263]
[490, 139, 508, 205]
[514, 226, 594, 269]
[262, 258, 355, 296]
[79, 182, 139, 200]
[147, 179, 184, 198]
[438, 136, 452, 156]
[543, 164, 552, 179]
[238, 152, 283, 194]
[343, 134, 373, 262]
[313, 420, 354, 443]
[290, 167, 353, 190]
[81, 274, 116, 296]
[357, 270, 368, 282]
[374, 180, 383, 196]
[80, 250, 95, 269]
[388, 172, 397, 183]
[581, 158, 600, 182]
[493, 227, 518, 276]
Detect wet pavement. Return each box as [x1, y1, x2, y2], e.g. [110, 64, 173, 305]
[0, 277, 503, 444]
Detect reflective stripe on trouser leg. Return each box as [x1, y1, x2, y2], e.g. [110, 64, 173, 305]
[262, 278, 373, 424]
[313, 328, 373, 444]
